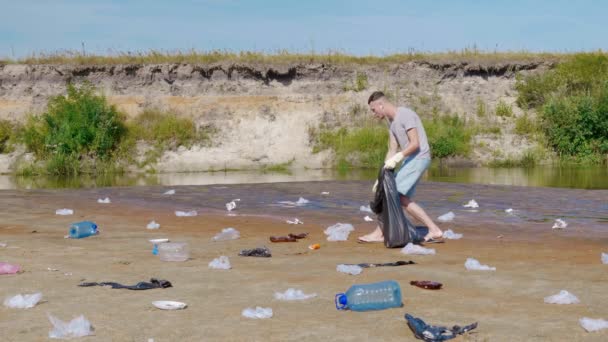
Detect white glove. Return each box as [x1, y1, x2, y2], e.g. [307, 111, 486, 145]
[372, 180, 378, 193]
[384, 152, 404, 169]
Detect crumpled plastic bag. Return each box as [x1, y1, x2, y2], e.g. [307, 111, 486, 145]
[602, 252, 608, 265]
[286, 218, 303, 224]
[359, 205, 373, 213]
[363, 216, 373, 222]
[552, 218, 567, 229]
[56, 209, 73, 215]
[146, 220, 160, 229]
[97, 197, 111, 204]
[48, 314, 94, 339]
[4, 293, 42, 309]
[208, 256, 231, 270]
[544, 290, 580, 304]
[505, 208, 514, 213]
[336, 264, 363, 275]
[463, 199, 479, 208]
[465, 258, 496, 271]
[324, 223, 354, 241]
[212, 228, 240, 241]
[163, 189, 175, 195]
[274, 288, 317, 301]
[437, 211, 455, 222]
[242, 307, 273, 319]
[226, 201, 237, 211]
[175, 210, 197, 217]
[0, 262, 21, 275]
[579, 317, 608, 332]
[401, 243, 436, 255]
[442, 229, 463, 240]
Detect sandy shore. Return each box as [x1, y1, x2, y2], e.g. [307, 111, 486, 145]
[1, 182, 607, 341]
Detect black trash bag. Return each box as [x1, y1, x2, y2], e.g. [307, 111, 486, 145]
[370, 167, 422, 248]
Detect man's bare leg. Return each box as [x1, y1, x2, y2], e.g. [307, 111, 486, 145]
[400, 196, 443, 240]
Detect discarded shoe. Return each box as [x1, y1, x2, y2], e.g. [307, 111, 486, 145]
[405, 313, 477, 341]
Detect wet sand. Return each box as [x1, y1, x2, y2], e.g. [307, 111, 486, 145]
[1, 181, 607, 341]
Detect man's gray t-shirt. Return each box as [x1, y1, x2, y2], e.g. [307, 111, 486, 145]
[390, 107, 431, 160]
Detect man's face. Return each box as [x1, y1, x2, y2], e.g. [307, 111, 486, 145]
[369, 100, 384, 119]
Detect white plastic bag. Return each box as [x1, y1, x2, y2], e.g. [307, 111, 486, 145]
[463, 199, 479, 208]
[242, 307, 273, 319]
[552, 218, 567, 229]
[274, 288, 317, 301]
[48, 314, 94, 339]
[505, 208, 514, 213]
[212, 228, 240, 241]
[226, 201, 237, 211]
[437, 211, 455, 222]
[55, 209, 73, 215]
[336, 264, 363, 275]
[286, 218, 303, 224]
[97, 197, 111, 204]
[442, 229, 463, 240]
[163, 189, 175, 195]
[324, 223, 354, 241]
[363, 216, 373, 222]
[175, 210, 197, 217]
[4, 293, 42, 309]
[544, 290, 580, 304]
[464, 258, 496, 271]
[208, 256, 231, 270]
[146, 220, 160, 229]
[401, 243, 436, 255]
[579, 317, 608, 332]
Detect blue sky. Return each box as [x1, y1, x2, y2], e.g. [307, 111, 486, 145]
[1, 0, 607, 58]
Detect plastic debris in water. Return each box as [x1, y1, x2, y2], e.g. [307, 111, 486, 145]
[4, 293, 42, 309]
[437, 211, 455, 222]
[163, 189, 175, 195]
[286, 218, 303, 224]
[48, 314, 94, 339]
[56, 209, 73, 215]
[212, 227, 240, 241]
[97, 197, 111, 204]
[175, 210, 197, 217]
[146, 220, 160, 230]
[359, 205, 373, 213]
[552, 218, 567, 229]
[242, 307, 273, 319]
[274, 289, 317, 301]
[296, 197, 309, 205]
[0, 262, 21, 275]
[544, 290, 580, 304]
[602, 253, 608, 265]
[505, 208, 514, 213]
[401, 243, 436, 255]
[336, 264, 363, 275]
[321, 191, 330, 195]
[410, 281, 443, 290]
[464, 258, 496, 271]
[579, 317, 608, 332]
[208, 256, 231, 270]
[324, 223, 354, 241]
[364, 216, 373, 222]
[463, 199, 479, 208]
[442, 229, 463, 240]
[225, 201, 237, 211]
[278, 197, 309, 207]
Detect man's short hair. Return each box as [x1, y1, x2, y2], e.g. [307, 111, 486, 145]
[368, 91, 385, 104]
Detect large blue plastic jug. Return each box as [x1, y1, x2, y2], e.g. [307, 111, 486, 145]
[335, 280, 402, 311]
[69, 221, 98, 239]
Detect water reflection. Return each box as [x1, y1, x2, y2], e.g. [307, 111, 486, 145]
[0, 164, 606, 190]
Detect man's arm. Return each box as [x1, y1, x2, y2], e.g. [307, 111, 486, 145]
[386, 133, 398, 161]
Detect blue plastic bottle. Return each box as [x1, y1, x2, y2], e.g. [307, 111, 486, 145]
[335, 280, 403, 311]
[69, 221, 98, 239]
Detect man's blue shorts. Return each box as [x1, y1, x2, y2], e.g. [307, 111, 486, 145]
[395, 158, 431, 198]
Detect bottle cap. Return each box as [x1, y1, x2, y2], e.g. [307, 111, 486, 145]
[335, 293, 348, 310]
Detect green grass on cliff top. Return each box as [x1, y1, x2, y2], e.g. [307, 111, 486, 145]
[0, 48, 592, 65]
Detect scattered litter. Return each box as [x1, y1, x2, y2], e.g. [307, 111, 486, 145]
[337, 264, 363, 275]
[437, 211, 455, 222]
[364, 216, 373, 222]
[158, 242, 189, 262]
[347, 260, 415, 268]
[56, 209, 73, 215]
[226, 201, 237, 211]
[274, 288, 317, 301]
[97, 197, 111, 204]
[401, 243, 436, 255]
[324, 223, 354, 241]
[239, 247, 272, 258]
[242, 307, 273, 319]
[405, 313, 477, 341]
[296, 197, 309, 205]
[552, 218, 568, 229]
[505, 208, 514, 213]
[465, 258, 496, 271]
[150, 238, 169, 255]
[359, 205, 373, 213]
[410, 281, 443, 290]
[152, 301, 187, 310]
[602, 253, 608, 264]
[146, 220, 160, 230]
[4, 293, 42, 309]
[68, 221, 98, 239]
[286, 218, 303, 224]
[308, 243, 320, 250]
[47, 267, 59, 272]
[79, 278, 172, 290]
[208, 256, 231, 270]
[321, 191, 330, 195]
[579, 317, 608, 332]
[544, 290, 580, 304]
[212, 227, 240, 241]
[288, 233, 308, 239]
[442, 229, 463, 240]
[463, 199, 479, 208]
[278, 197, 310, 207]
[175, 210, 197, 217]
[0, 262, 21, 275]
[48, 314, 94, 339]
[163, 189, 175, 195]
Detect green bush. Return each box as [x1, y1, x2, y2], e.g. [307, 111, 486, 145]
[514, 113, 537, 136]
[128, 109, 200, 149]
[0, 119, 18, 153]
[476, 98, 486, 117]
[424, 115, 473, 159]
[313, 123, 388, 168]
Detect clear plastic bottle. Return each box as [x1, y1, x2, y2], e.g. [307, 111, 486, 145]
[69, 221, 98, 239]
[335, 280, 402, 311]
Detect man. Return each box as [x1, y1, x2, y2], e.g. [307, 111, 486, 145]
[358, 91, 443, 244]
